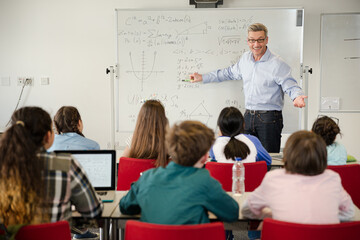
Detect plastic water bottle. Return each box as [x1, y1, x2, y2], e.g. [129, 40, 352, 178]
[232, 157, 245, 195]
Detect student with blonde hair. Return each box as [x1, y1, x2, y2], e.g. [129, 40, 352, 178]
[120, 120, 239, 225]
[122, 100, 169, 167]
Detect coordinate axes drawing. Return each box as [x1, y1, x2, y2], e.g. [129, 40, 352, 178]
[126, 51, 164, 91]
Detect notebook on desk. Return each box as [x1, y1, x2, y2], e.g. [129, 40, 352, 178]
[269, 152, 283, 161]
[55, 150, 116, 202]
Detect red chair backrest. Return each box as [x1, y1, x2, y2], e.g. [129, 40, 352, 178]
[125, 220, 225, 240]
[261, 218, 360, 240]
[327, 164, 360, 208]
[117, 157, 156, 191]
[15, 221, 71, 240]
[205, 161, 267, 191]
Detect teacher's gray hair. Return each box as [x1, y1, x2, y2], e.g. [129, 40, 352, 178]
[248, 23, 268, 38]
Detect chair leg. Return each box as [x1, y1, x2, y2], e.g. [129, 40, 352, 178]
[110, 220, 119, 240]
[99, 219, 110, 240]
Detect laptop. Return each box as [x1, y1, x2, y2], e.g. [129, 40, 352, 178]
[55, 150, 116, 202]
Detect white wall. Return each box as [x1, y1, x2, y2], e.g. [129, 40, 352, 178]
[0, 0, 359, 158]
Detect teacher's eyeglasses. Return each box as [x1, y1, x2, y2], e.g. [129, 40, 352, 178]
[247, 38, 266, 43]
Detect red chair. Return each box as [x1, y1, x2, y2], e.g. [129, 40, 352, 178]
[205, 161, 267, 191]
[117, 157, 156, 191]
[125, 220, 225, 240]
[261, 218, 360, 240]
[327, 164, 360, 208]
[15, 221, 71, 240]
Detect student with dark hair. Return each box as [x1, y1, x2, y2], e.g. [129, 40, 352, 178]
[122, 100, 169, 167]
[210, 107, 271, 166]
[48, 106, 100, 151]
[0, 107, 102, 227]
[312, 116, 347, 165]
[242, 131, 354, 225]
[120, 120, 239, 225]
[47, 106, 101, 239]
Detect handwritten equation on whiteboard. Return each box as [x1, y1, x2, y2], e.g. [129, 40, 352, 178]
[116, 9, 303, 134]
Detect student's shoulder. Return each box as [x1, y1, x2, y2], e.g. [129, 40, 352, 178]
[75, 134, 100, 149]
[262, 168, 285, 180]
[333, 142, 347, 150]
[84, 137, 100, 148]
[139, 165, 165, 180]
[40, 151, 72, 161]
[196, 167, 220, 185]
[87, 138, 100, 149]
[242, 134, 262, 145]
[323, 169, 342, 179]
[242, 134, 257, 141]
[38, 152, 72, 172]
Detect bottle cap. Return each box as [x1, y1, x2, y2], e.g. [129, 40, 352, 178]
[235, 157, 242, 161]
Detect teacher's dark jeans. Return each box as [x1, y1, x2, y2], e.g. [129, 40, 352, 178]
[244, 110, 283, 153]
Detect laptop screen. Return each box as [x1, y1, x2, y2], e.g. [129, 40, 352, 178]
[55, 150, 116, 191]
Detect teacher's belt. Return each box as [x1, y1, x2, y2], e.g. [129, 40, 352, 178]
[245, 109, 282, 114]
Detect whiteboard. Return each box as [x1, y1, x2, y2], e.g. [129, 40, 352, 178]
[320, 13, 360, 112]
[116, 8, 304, 138]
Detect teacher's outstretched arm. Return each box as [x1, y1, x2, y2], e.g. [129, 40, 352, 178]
[189, 72, 203, 83]
[293, 95, 308, 108]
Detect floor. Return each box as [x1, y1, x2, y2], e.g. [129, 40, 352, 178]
[233, 230, 250, 240]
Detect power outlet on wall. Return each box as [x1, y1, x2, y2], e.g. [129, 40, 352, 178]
[17, 77, 34, 86]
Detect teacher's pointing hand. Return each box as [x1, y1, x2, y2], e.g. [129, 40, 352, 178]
[190, 72, 203, 83]
[293, 95, 308, 108]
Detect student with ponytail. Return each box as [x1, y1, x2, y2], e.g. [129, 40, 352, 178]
[48, 106, 100, 151]
[209, 107, 271, 166]
[0, 107, 102, 227]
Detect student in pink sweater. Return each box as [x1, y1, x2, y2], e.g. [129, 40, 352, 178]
[242, 131, 354, 226]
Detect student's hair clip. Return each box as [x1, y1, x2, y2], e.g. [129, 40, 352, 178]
[16, 120, 25, 127]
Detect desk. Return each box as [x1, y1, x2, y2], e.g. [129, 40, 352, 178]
[111, 192, 250, 240]
[269, 153, 284, 168]
[269, 153, 360, 166]
[109, 191, 360, 240]
[75, 191, 360, 240]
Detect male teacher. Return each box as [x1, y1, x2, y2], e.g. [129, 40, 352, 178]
[190, 23, 307, 153]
